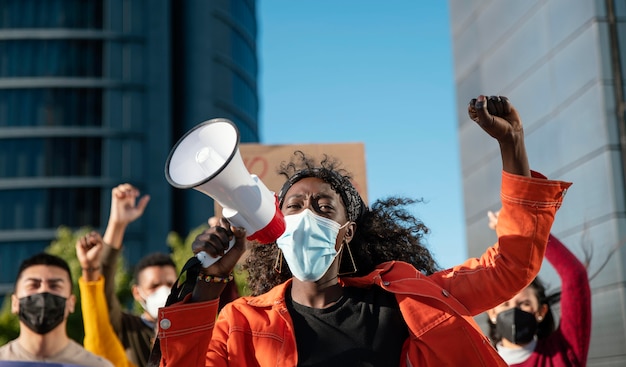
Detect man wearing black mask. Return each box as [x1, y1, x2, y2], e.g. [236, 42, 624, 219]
[0, 253, 113, 367]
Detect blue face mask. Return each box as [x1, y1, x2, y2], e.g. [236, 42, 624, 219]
[276, 209, 347, 282]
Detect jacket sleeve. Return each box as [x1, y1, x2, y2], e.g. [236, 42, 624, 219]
[545, 234, 591, 364]
[434, 170, 572, 315]
[157, 297, 223, 366]
[79, 276, 137, 367]
[100, 243, 125, 334]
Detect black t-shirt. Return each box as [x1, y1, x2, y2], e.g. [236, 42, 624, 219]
[286, 285, 409, 367]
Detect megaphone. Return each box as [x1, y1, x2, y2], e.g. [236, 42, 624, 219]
[165, 118, 285, 267]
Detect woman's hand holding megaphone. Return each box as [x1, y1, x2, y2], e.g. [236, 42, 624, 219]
[190, 217, 247, 302]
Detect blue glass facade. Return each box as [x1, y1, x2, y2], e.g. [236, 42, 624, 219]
[0, 0, 259, 293]
[0, 1, 106, 288]
[170, 0, 259, 234]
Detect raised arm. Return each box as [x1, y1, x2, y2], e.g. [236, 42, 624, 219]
[77, 231, 136, 367]
[545, 234, 591, 364]
[437, 95, 570, 313]
[101, 183, 150, 331]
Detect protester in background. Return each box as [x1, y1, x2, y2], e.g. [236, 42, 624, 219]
[0, 253, 113, 367]
[153, 94, 572, 366]
[485, 210, 592, 366]
[77, 231, 136, 367]
[98, 183, 176, 367]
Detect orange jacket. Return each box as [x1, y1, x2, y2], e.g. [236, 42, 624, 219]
[157, 171, 571, 366]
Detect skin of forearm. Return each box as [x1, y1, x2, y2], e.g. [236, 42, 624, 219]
[499, 138, 530, 177]
[192, 281, 228, 303]
[103, 221, 129, 250]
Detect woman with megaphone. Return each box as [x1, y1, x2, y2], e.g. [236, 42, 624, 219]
[153, 95, 572, 367]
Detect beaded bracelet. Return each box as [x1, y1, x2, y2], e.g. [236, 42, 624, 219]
[197, 273, 234, 283]
[82, 267, 101, 273]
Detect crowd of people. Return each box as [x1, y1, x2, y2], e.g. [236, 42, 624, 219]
[0, 94, 592, 367]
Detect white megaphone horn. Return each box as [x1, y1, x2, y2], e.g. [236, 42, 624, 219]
[165, 118, 285, 267]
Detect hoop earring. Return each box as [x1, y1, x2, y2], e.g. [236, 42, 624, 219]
[338, 241, 357, 276]
[274, 249, 283, 274]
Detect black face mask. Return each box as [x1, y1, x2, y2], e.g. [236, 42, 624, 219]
[495, 308, 538, 345]
[19, 292, 67, 335]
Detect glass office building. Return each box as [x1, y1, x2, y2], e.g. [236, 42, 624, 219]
[0, 0, 258, 294]
[449, 0, 626, 365]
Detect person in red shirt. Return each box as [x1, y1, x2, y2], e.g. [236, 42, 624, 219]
[486, 210, 592, 366]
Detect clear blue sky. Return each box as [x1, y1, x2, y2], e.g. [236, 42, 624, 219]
[257, 1, 467, 269]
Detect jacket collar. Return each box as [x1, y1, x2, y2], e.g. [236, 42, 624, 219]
[245, 278, 292, 308]
[341, 260, 426, 286]
[243, 261, 421, 308]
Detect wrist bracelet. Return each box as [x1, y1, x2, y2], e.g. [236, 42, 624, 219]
[82, 267, 100, 273]
[197, 273, 234, 283]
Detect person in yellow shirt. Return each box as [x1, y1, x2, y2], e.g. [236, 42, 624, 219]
[76, 231, 136, 367]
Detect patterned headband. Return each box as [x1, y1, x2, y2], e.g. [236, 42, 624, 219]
[277, 168, 367, 222]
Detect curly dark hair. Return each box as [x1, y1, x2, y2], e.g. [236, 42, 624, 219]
[243, 151, 439, 296]
[487, 277, 557, 346]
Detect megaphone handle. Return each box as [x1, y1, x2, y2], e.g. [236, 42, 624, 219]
[195, 238, 236, 268]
